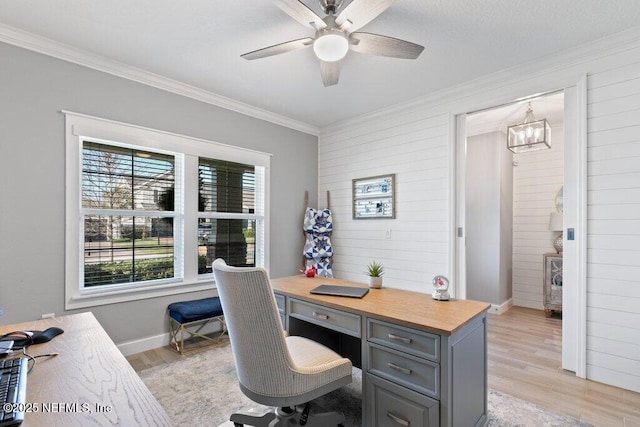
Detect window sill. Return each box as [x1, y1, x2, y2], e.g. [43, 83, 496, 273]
[65, 278, 216, 310]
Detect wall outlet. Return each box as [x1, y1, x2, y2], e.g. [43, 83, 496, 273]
[41, 313, 55, 319]
[385, 228, 392, 239]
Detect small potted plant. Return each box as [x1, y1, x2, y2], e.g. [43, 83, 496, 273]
[365, 261, 384, 289]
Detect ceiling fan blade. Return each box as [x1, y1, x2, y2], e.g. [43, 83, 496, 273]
[335, 0, 396, 32]
[241, 37, 314, 60]
[350, 32, 424, 59]
[272, 0, 327, 30]
[320, 60, 341, 87]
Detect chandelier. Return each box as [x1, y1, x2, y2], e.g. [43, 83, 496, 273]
[507, 102, 551, 153]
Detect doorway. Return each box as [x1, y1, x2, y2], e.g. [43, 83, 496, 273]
[455, 89, 583, 373]
[466, 92, 564, 309]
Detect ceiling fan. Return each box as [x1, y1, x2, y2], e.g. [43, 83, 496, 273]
[241, 0, 425, 87]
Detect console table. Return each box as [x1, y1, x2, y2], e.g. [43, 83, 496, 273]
[271, 276, 490, 427]
[0, 312, 171, 426]
[543, 252, 563, 317]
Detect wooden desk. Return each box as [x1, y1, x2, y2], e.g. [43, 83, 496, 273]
[271, 276, 490, 427]
[0, 313, 171, 426]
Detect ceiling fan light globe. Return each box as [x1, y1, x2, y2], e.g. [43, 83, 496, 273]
[313, 33, 349, 62]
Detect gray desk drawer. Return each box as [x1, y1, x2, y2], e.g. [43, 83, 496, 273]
[275, 293, 285, 313]
[289, 298, 361, 338]
[275, 293, 287, 330]
[368, 318, 440, 362]
[368, 342, 439, 399]
[366, 373, 439, 427]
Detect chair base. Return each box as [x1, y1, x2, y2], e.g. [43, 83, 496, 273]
[230, 405, 345, 427]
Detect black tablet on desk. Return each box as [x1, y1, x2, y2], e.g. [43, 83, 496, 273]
[310, 284, 369, 298]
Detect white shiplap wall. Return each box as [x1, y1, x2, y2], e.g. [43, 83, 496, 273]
[585, 57, 640, 392]
[512, 126, 564, 309]
[319, 28, 640, 393]
[319, 110, 450, 292]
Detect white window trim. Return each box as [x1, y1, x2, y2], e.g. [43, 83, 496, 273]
[64, 111, 271, 310]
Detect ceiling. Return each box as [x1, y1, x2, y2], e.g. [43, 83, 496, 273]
[2, 1, 640, 130]
[466, 92, 564, 138]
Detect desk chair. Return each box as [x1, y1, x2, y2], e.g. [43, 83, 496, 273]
[212, 259, 352, 427]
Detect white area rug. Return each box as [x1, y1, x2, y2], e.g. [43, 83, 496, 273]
[139, 341, 590, 426]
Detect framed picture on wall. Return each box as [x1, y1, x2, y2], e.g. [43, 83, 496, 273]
[352, 174, 395, 219]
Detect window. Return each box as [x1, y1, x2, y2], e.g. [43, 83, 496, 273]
[82, 141, 179, 287]
[197, 159, 264, 274]
[65, 112, 270, 309]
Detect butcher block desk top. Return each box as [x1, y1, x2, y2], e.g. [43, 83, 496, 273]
[271, 275, 490, 335]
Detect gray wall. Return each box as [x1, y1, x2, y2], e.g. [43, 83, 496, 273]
[0, 42, 318, 343]
[498, 133, 513, 305]
[465, 131, 513, 305]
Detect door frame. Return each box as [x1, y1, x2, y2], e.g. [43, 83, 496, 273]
[452, 77, 587, 376]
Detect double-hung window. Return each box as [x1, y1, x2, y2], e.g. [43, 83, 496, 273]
[65, 112, 270, 309]
[197, 158, 265, 274]
[82, 141, 181, 287]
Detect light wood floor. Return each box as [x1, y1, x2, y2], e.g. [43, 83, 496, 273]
[127, 306, 640, 426]
[487, 306, 640, 427]
[126, 333, 224, 372]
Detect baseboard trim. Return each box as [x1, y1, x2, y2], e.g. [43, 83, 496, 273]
[117, 319, 225, 356]
[490, 298, 513, 315]
[118, 333, 170, 356]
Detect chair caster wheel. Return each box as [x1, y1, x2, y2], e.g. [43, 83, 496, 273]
[234, 423, 243, 427]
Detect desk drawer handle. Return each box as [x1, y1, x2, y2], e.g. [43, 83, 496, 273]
[387, 412, 410, 426]
[388, 362, 412, 375]
[312, 312, 329, 320]
[388, 333, 412, 344]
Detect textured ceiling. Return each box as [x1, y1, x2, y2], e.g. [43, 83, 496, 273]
[466, 92, 565, 138]
[2, 1, 640, 129]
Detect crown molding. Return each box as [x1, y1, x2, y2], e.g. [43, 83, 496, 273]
[321, 25, 640, 137]
[0, 23, 320, 137]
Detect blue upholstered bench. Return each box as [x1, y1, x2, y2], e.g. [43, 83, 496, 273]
[167, 297, 226, 354]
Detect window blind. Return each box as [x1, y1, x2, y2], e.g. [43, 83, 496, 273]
[197, 158, 260, 271]
[82, 141, 176, 287]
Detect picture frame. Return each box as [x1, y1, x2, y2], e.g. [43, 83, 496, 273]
[352, 174, 395, 219]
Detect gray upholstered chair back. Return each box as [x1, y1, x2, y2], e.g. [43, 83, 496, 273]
[212, 259, 295, 397]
